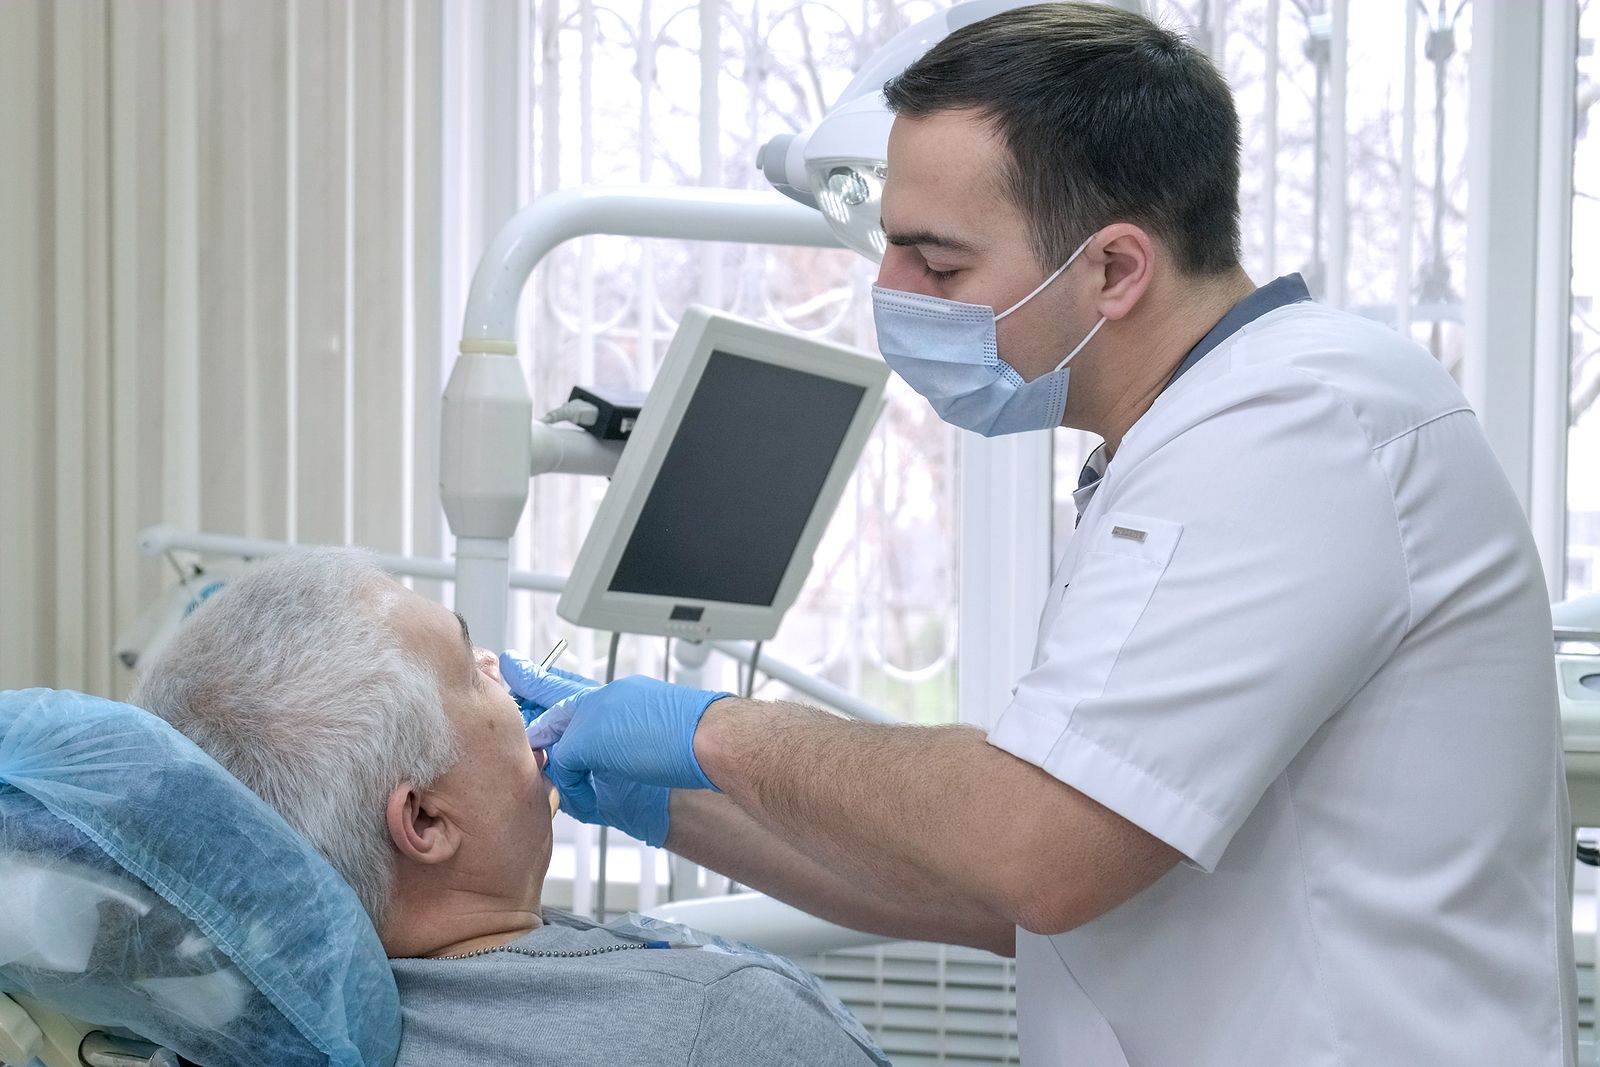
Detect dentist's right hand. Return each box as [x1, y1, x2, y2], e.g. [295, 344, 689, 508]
[499, 654, 731, 817]
[498, 652, 729, 847]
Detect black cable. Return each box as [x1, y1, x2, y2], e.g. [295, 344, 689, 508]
[741, 641, 764, 700]
[605, 631, 621, 685]
[725, 640, 762, 897]
[1577, 842, 1600, 868]
[666, 632, 677, 901]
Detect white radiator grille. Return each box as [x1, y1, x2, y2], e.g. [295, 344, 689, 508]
[797, 942, 1019, 1066]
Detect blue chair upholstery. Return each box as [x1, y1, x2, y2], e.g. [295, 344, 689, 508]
[0, 689, 400, 1067]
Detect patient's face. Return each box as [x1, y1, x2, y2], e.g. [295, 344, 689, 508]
[383, 582, 557, 900]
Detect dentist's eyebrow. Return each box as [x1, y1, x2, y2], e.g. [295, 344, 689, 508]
[882, 227, 977, 254]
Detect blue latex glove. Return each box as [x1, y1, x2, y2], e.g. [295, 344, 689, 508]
[500, 661, 731, 827]
[498, 652, 683, 848]
[589, 774, 670, 849]
[498, 651, 596, 746]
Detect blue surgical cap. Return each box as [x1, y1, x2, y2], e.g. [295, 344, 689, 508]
[0, 689, 400, 1067]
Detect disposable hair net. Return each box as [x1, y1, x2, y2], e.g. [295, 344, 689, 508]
[0, 689, 400, 1067]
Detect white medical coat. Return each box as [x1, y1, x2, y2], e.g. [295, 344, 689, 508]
[987, 301, 1576, 1065]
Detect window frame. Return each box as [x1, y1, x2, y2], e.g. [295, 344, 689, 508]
[1465, 0, 1577, 602]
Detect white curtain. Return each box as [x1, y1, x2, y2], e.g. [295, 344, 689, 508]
[0, 0, 447, 696]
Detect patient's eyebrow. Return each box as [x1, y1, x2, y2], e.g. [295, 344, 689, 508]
[454, 610, 475, 665]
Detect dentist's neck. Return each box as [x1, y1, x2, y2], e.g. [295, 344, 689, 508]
[1074, 266, 1255, 458]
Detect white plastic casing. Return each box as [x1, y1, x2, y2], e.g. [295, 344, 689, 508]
[440, 351, 533, 648]
[441, 352, 533, 535]
[759, 0, 1048, 258]
[790, 96, 894, 261]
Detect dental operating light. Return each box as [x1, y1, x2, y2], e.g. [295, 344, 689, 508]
[756, 0, 1152, 258]
[755, 0, 1044, 260]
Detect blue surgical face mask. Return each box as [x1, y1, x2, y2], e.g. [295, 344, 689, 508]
[871, 234, 1106, 436]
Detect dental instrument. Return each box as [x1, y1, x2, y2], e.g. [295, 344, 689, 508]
[539, 638, 569, 672]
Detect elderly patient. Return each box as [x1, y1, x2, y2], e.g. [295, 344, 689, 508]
[131, 549, 880, 1067]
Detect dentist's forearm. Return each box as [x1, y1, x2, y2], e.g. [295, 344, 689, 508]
[667, 789, 1015, 955]
[692, 698, 1047, 940]
[694, 699, 1180, 940]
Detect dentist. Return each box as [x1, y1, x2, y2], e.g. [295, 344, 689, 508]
[504, 4, 1574, 1063]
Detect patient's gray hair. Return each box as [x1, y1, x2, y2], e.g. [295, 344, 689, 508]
[131, 548, 459, 925]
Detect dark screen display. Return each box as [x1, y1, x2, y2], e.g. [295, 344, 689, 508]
[608, 350, 866, 606]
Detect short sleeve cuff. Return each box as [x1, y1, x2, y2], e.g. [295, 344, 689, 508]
[987, 704, 1231, 872]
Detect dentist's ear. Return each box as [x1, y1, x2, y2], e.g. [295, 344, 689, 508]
[1087, 223, 1155, 322]
[386, 781, 462, 865]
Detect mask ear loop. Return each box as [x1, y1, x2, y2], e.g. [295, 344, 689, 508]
[1050, 315, 1108, 373]
[994, 233, 1098, 322]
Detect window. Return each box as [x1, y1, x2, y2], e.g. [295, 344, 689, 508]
[500, 0, 962, 723]
[1056, 0, 1474, 548]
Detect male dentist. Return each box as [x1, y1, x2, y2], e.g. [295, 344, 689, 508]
[504, 4, 1575, 1063]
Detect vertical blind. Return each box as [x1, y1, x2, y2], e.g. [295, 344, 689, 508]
[0, 0, 446, 695]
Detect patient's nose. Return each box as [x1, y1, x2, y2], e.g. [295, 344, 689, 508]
[474, 646, 503, 684]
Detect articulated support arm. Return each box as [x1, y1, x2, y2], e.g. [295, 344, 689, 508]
[442, 185, 839, 650]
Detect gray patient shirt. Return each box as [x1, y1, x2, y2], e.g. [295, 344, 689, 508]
[390, 910, 885, 1066]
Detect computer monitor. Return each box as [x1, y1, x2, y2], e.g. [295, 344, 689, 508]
[558, 305, 889, 642]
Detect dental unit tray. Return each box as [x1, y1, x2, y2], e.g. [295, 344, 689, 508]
[558, 305, 888, 643]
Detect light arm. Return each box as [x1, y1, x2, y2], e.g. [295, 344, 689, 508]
[460, 186, 838, 346]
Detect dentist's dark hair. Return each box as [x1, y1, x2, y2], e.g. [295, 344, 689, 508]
[883, 1, 1242, 276]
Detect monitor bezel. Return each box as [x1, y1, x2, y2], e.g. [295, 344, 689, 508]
[557, 304, 889, 642]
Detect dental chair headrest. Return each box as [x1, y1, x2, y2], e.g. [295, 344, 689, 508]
[0, 689, 400, 1067]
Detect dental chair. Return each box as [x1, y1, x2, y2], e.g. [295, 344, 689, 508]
[0, 689, 401, 1067]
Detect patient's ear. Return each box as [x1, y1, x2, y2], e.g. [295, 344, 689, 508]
[386, 782, 461, 865]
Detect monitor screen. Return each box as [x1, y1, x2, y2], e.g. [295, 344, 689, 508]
[608, 349, 867, 606]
